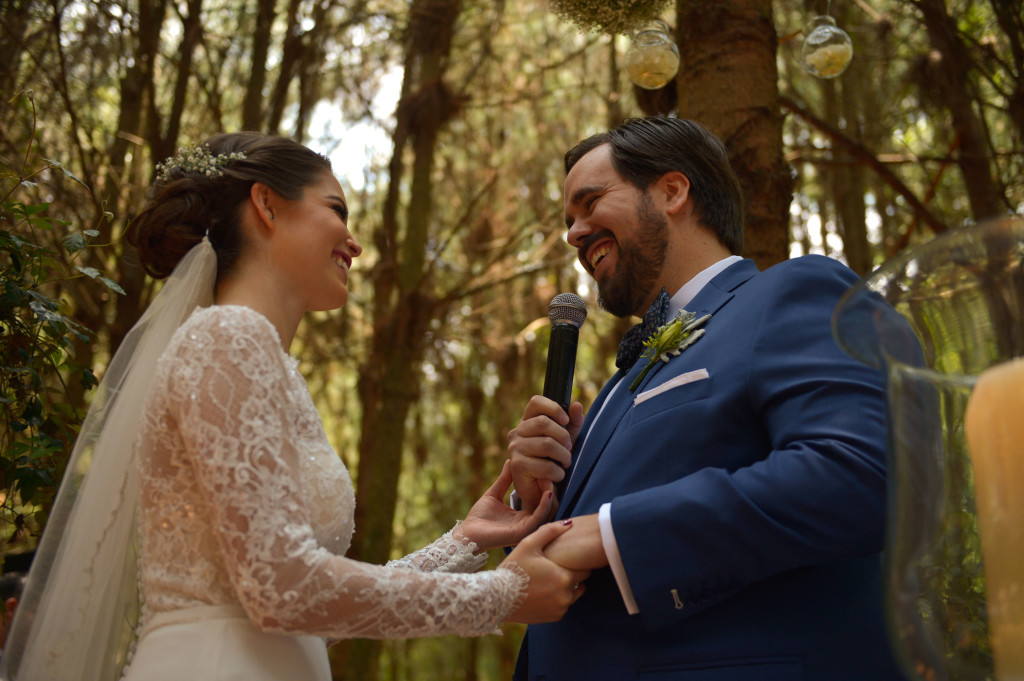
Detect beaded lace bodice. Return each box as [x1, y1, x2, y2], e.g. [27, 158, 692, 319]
[135, 305, 525, 639]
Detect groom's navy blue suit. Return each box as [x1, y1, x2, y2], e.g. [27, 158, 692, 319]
[515, 256, 906, 681]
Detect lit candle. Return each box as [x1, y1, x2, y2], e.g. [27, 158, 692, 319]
[964, 357, 1024, 680]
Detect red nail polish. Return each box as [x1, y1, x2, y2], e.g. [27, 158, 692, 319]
[561, 519, 573, 526]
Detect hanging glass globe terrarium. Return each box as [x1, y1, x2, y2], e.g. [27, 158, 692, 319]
[625, 20, 680, 90]
[801, 15, 853, 78]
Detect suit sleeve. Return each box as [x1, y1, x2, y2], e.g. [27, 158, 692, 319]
[610, 256, 889, 631]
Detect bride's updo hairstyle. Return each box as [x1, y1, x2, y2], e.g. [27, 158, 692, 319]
[127, 132, 332, 279]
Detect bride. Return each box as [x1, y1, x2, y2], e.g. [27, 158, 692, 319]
[2, 132, 589, 681]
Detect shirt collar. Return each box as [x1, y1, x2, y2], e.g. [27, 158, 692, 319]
[667, 255, 743, 317]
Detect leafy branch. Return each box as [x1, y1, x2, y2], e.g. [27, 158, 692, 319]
[0, 92, 121, 557]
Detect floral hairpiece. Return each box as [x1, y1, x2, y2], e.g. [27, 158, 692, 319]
[155, 144, 246, 184]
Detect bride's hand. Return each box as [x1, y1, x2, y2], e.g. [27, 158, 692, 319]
[502, 520, 590, 624]
[458, 461, 556, 551]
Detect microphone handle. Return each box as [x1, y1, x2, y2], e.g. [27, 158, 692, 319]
[543, 322, 580, 414]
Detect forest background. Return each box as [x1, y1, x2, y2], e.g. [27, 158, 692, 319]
[1, 0, 1022, 679]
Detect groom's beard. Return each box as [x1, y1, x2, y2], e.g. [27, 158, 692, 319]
[597, 194, 669, 318]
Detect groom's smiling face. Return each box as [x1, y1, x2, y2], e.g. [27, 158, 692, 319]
[563, 144, 669, 318]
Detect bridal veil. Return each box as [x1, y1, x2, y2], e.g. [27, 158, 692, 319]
[1, 239, 216, 680]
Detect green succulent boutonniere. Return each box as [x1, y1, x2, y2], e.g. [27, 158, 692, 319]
[629, 310, 712, 391]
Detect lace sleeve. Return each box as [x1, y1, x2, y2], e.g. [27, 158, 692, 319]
[385, 523, 489, 574]
[169, 309, 526, 639]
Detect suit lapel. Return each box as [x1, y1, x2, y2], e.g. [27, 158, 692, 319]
[558, 360, 646, 515]
[557, 260, 759, 516]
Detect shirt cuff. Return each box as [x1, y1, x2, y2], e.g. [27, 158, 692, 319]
[599, 502, 640, 614]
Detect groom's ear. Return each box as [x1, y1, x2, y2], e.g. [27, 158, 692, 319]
[658, 171, 691, 216]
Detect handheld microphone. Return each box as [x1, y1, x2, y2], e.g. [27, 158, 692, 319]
[543, 292, 588, 414]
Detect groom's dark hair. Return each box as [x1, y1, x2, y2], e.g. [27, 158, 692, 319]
[565, 117, 745, 255]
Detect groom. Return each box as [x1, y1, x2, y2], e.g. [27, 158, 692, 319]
[508, 118, 906, 680]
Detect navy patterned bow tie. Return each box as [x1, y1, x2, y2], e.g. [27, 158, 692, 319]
[615, 288, 670, 370]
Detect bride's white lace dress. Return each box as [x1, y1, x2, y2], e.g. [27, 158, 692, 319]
[125, 305, 525, 680]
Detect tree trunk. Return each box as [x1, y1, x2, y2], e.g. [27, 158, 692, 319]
[988, 0, 1024, 145]
[266, 0, 303, 134]
[828, 2, 871, 275]
[332, 0, 463, 678]
[675, 0, 790, 269]
[915, 0, 1007, 220]
[0, 0, 33, 96]
[243, 0, 275, 130]
[109, 0, 167, 352]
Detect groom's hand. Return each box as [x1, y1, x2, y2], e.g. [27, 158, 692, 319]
[542, 514, 609, 571]
[507, 396, 582, 513]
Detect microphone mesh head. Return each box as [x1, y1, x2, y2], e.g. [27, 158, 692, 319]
[548, 292, 587, 328]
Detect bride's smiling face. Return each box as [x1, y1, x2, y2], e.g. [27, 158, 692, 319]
[273, 172, 363, 312]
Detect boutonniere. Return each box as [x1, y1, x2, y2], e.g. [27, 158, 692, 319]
[629, 310, 712, 391]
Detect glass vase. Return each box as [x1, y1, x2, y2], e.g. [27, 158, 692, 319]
[833, 216, 1024, 681]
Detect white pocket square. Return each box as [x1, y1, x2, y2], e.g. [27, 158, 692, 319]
[634, 368, 710, 406]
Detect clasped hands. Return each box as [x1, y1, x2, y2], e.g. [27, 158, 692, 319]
[458, 396, 609, 624]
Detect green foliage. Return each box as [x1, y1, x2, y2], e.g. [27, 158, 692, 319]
[0, 93, 119, 556]
[548, 0, 672, 34]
